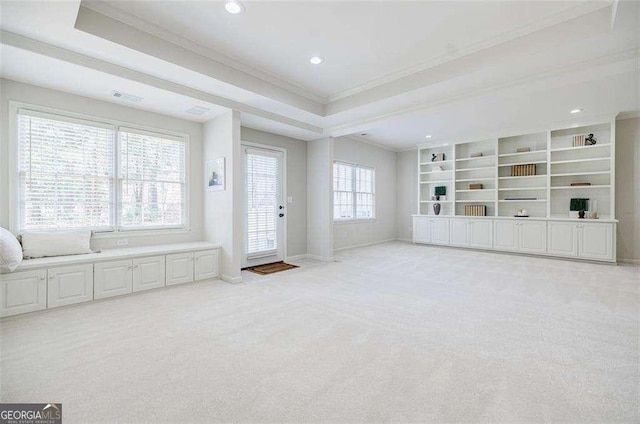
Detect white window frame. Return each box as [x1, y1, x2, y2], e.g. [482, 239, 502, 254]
[8, 101, 190, 237]
[333, 161, 376, 223]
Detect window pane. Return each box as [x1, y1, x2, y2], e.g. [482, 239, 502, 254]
[18, 113, 115, 230]
[119, 131, 186, 229]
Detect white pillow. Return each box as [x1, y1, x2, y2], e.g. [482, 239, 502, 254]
[0, 227, 23, 272]
[21, 229, 93, 259]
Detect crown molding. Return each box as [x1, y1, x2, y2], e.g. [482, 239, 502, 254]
[0, 30, 323, 135]
[339, 135, 399, 152]
[82, 0, 329, 106]
[325, 1, 613, 103]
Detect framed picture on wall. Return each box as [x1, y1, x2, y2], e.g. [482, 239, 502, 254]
[207, 157, 225, 191]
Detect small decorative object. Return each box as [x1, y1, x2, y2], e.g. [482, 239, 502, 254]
[435, 186, 447, 197]
[469, 183, 483, 190]
[433, 203, 441, 215]
[585, 133, 597, 145]
[206, 157, 226, 191]
[571, 182, 591, 186]
[516, 147, 531, 153]
[505, 197, 536, 200]
[570, 198, 589, 218]
[470, 152, 483, 158]
[589, 212, 599, 219]
[439, 195, 447, 201]
[515, 209, 529, 217]
[431, 153, 445, 162]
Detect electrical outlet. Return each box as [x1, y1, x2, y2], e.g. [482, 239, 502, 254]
[116, 239, 128, 246]
[287, 196, 293, 204]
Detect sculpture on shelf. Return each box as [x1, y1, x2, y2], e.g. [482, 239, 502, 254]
[585, 133, 597, 145]
[433, 203, 441, 215]
[431, 153, 445, 162]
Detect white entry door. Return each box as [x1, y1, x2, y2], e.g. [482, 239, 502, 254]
[243, 146, 285, 267]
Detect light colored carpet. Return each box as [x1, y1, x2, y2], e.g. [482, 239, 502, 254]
[1, 242, 638, 423]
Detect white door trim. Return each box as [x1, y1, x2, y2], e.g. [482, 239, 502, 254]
[241, 141, 288, 267]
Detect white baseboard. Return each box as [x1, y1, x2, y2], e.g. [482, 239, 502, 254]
[284, 254, 309, 262]
[395, 238, 413, 243]
[306, 254, 334, 262]
[333, 238, 397, 252]
[221, 274, 243, 284]
[618, 258, 640, 265]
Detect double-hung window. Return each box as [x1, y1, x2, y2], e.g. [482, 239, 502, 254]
[333, 161, 375, 221]
[16, 108, 187, 233]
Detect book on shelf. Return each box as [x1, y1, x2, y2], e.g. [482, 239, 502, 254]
[511, 164, 536, 176]
[570, 182, 591, 186]
[573, 135, 586, 147]
[469, 183, 483, 190]
[504, 198, 537, 200]
[464, 205, 487, 216]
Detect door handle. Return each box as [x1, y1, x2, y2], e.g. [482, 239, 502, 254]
[279, 205, 284, 210]
[279, 213, 284, 218]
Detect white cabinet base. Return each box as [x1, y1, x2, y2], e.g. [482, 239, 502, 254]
[0, 270, 47, 317]
[166, 253, 195, 285]
[194, 250, 220, 281]
[94, 260, 133, 299]
[133, 256, 166, 292]
[48, 264, 93, 308]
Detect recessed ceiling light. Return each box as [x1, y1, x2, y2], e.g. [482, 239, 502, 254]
[310, 56, 324, 65]
[225, 0, 245, 14]
[570, 108, 583, 114]
[425, 135, 432, 139]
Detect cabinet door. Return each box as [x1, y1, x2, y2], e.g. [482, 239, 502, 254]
[48, 264, 93, 308]
[0, 270, 47, 317]
[449, 219, 469, 247]
[494, 220, 518, 251]
[166, 253, 194, 286]
[94, 260, 133, 299]
[579, 223, 613, 261]
[430, 219, 450, 245]
[519, 221, 547, 254]
[547, 222, 578, 257]
[469, 220, 493, 249]
[413, 217, 431, 244]
[194, 250, 219, 281]
[133, 256, 166, 292]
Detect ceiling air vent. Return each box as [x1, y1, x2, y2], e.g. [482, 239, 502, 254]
[186, 106, 210, 115]
[111, 91, 143, 103]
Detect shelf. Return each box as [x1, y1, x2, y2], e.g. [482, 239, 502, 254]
[499, 199, 547, 203]
[456, 177, 496, 182]
[420, 200, 453, 203]
[550, 185, 611, 190]
[550, 144, 610, 153]
[456, 166, 496, 172]
[550, 157, 609, 165]
[498, 187, 546, 191]
[420, 180, 453, 184]
[456, 189, 495, 192]
[498, 175, 546, 180]
[550, 171, 610, 177]
[456, 200, 495, 203]
[498, 160, 547, 167]
[420, 170, 452, 175]
[420, 160, 453, 165]
[498, 151, 546, 158]
[455, 155, 496, 162]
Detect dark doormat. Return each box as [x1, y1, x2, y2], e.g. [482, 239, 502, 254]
[244, 261, 299, 275]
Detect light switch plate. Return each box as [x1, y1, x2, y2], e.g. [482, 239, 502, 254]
[287, 196, 293, 204]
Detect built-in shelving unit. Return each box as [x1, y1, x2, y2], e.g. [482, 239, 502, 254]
[417, 118, 615, 220]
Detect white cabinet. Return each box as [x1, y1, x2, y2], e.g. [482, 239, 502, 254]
[547, 222, 579, 257]
[469, 220, 493, 249]
[48, 264, 93, 308]
[413, 217, 431, 243]
[518, 221, 547, 254]
[430, 219, 450, 245]
[133, 256, 166, 293]
[494, 220, 519, 251]
[449, 219, 469, 247]
[0, 270, 47, 317]
[194, 250, 219, 281]
[166, 252, 194, 285]
[94, 259, 133, 299]
[579, 223, 613, 261]
[547, 221, 614, 261]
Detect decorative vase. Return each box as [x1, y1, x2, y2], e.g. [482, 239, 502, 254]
[433, 203, 441, 215]
[578, 210, 585, 219]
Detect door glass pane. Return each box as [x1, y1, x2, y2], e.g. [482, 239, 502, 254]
[246, 151, 279, 254]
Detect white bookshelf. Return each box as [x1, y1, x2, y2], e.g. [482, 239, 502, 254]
[416, 118, 615, 220]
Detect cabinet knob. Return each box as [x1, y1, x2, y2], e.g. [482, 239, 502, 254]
[40, 276, 46, 280]
[49, 275, 55, 279]
[134, 264, 139, 268]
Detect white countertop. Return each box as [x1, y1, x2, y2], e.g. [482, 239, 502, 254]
[411, 214, 618, 223]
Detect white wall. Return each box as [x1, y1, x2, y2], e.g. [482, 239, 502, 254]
[0, 79, 205, 250]
[307, 137, 333, 260]
[396, 149, 418, 242]
[333, 138, 397, 250]
[615, 116, 640, 263]
[241, 127, 307, 258]
[203, 111, 242, 282]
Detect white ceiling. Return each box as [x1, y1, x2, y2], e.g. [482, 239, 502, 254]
[0, 0, 638, 149]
